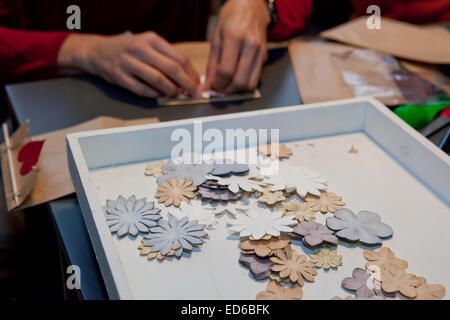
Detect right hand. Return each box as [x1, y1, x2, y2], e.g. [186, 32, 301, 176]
[58, 32, 201, 98]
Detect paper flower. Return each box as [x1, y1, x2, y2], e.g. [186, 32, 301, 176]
[326, 209, 393, 245]
[263, 166, 327, 198]
[144, 160, 166, 177]
[270, 246, 317, 287]
[166, 200, 216, 228]
[257, 191, 286, 206]
[414, 278, 446, 300]
[256, 281, 303, 300]
[304, 191, 345, 214]
[381, 269, 421, 298]
[258, 143, 293, 159]
[207, 174, 266, 194]
[342, 268, 382, 297]
[239, 254, 273, 280]
[143, 215, 207, 258]
[291, 221, 339, 247]
[227, 209, 297, 240]
[155, 177, 197, 207]
[208, 200, 249, 217]
[137, 239, 182, 261]
[309, 249, 343, 270]
[363, 247, 408, 275]
[157, 160, 214, 186]
[241, 237, 291, 258]
[105, 195, 161, 237]
[284, 199, 316, 223]
[197, 186, 242, 201]
[210, 162, 249, 176]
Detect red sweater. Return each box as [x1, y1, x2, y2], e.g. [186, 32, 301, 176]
[1, 0, 449, 84]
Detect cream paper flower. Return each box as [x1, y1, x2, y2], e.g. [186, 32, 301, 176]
[166, 200, 216, 228]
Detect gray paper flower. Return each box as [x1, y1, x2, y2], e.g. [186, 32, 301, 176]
[157, 160, 214, 186]
[239, 254, 273, 280]
[342, 268, 382, 297]
[197, 186, 243, 201]
[326, 209, 393, 245]
[210, 162, 249, 176]
[143, 215, 207, 258]
[291, 221, 339, 247]
[105, 195, 161, 237]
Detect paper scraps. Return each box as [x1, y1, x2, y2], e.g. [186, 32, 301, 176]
[142, 215, 207, 260]
[309, 249, 343, 270]
[256, 281, 303, 300]
[263, 166, 328, 198]
[155, 177, 197, 207]
[258, 143, 293, 160]
[105, 195, 161, 237]
[348, 145, 358, 154]
[291, 221, 339, 247]
[304, 191, 345, 214]
[326, 209, 393, 245]
[270, 246, 317, 287]
[227, 209, 297, 240]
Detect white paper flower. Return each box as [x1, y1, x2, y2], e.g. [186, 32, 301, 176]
[227, 208, 297, 240]
[206, 166, 266, 193]
[263, 166, 327, 198]
[207, 199, 249, 217]
[105, 195, 161, 237]
[166, 200, 216, 227]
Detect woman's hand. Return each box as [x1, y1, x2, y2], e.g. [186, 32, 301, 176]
[58, 32, 201, 98]
[205, 0, 270, 93]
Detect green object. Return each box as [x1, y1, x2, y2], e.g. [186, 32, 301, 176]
[394, 95, 450, 129]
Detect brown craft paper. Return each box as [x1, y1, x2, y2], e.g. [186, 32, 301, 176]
[2, 116, 158, 212]
[288, 39, 354, 104]
[158, 42, 261, 106]
[320, 17, 450, 65]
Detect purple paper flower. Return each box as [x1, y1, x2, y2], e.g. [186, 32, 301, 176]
[342, 268, 382, 297]
[291, 221, 339, 247]
[239, 254, 273, 280]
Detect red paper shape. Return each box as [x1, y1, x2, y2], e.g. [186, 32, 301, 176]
[17, 140, 45, 176]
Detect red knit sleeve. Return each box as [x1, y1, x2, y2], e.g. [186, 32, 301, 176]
[0, 27, 71, 84]
[268, 0, 313, 41]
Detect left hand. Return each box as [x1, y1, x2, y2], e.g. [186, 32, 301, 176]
[204, 0, 270, 93]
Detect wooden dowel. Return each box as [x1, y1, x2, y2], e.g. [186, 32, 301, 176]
[2, 123, 20, 205]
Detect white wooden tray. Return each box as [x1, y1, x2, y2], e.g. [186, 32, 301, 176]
[67, 97, 450, 300]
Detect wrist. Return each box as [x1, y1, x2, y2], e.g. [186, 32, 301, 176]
[57, 33, 104, 72]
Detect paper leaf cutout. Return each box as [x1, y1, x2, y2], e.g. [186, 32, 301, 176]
[210, 162, 249, 176]
[144, 160, 166, 177]
[155, 177, 197, 207]
[263, 166, 327, 198]
[256, 281, 303, 300]
[227, 208, 297, 240]
[258, 143, 293, 159]
[239, 253, 273, 280]
[342, 267, 382, 297]
[197, 186, 242, 201]
[157, 160, 214, 186]
[363, 247, 408, 275]
[414, 278, 446, 300]
[381, 269, 421, 299]
[270, 246, 317, 287]
[258, 191, 286, 206]
[305, 191, 345, 214]
[17, 140, 45, 175]
[284, 199, 316, 223]
[105, 195, 161, 237]
[309, 248, 343, 270]
[326, 209, 393, 245]
[143, 215, 207, 258]
[291, 221, 339, 247]
[241, 237, 291, 258]
[166, 200, 216, 227]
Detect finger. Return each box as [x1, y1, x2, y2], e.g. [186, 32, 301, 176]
[213, 32, 242, 91]
[204, 29, 221, 91]
[121, 55, 178, 96]
[248, 45, 266, 90]
[224, 41, 259, 93]
[148, 33, 200, 84]
[114, 70, 159, 98]
[133, 46, 199, 97]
